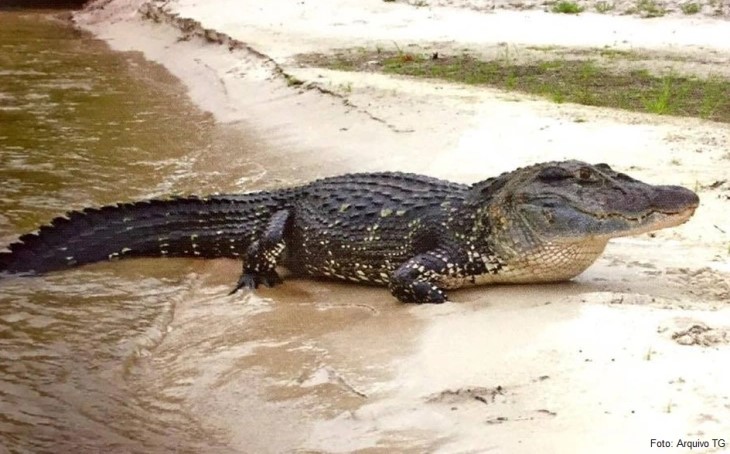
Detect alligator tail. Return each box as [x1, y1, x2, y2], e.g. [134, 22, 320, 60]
[0, 194, 284, 274]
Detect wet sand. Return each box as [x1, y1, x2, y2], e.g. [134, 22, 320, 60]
[67, 0, 730, 452]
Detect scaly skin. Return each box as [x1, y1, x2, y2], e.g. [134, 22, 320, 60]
[0, 161, 700, 304]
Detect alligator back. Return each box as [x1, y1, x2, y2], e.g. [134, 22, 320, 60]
[284, 173, 469, 282]
[0, 193, 285, 274]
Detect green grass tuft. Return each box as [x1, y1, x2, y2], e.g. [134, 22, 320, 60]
[680, 2, 701, 13]
[628, 0, 667, 17]
[551, 1, 585, 13]
[284, 74, 304, 87]
[595, 1, 615, 12]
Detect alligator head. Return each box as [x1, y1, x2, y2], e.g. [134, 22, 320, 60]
[503, 160, 699, 242]
[467, 160, 700, 283]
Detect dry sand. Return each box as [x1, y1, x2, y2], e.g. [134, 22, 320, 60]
[75, 1, 729, 452]
[397, 0, 729, 19]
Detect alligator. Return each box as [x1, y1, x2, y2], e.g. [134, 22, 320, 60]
[0, 160, 699, 304]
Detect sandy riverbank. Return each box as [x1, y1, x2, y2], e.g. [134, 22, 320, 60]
[74, 1, 730, 452]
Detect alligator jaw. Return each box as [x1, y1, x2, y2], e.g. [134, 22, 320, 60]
[588, 183, 699, 240]
[597, 204, 698, 239]
[503, 164, 701, 244]
[554, 180, 699, 241]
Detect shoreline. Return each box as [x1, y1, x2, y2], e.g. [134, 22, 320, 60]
[73, 1, 730, 452]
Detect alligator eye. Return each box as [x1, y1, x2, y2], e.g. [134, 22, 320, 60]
[578, 167, 594, 181]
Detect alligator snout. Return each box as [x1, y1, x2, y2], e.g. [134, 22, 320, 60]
[651, 185, 700, 213]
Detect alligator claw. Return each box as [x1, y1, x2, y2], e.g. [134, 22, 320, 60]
[410, 282, 447, 304]
[229, 270, 283, 295]
[260, 271, 283, 288]
[229, 273, 255, 295]
[389, 279, 448, 304]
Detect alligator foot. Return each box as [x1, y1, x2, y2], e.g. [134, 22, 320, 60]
[389, 249, 456, 304]
[229, 269, 283, 295]
[391, 281, 448, 304]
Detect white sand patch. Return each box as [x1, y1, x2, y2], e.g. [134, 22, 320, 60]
[164, 0, 730, 58]
[402, 0, 728, 19]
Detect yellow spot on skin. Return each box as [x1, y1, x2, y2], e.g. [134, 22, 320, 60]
[380, 208, 393, 217]
[339, 204, 351, 213]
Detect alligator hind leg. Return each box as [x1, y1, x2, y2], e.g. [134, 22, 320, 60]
[388, 249, 457, 304]
[230, 210, 290, 294]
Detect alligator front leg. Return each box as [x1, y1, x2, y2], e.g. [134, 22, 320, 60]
[388, 249, 458, 304]
[230, 210, 290, 294]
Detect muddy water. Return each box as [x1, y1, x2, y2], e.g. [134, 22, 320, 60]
[0, 10, 419, 453]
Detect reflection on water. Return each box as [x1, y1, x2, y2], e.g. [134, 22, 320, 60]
[0, 10, 259, 453]
[0, 9, 244, 234]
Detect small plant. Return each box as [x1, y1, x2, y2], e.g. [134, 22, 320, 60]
[552, 1, 585, 13]
[632, 0, 667, 17]
[699, 76, 724, 119]
[708, 0, 724, 14]
[284, 74, 304, 87]
[645, 347, 654, 361]
[595, 1, 615, 12]
[645, 76, 674, 114]
[551, 92, 566, 103]
[538, 60, 564, 71]
[680, 1, 700, 13]
[579, 60, 598, 80]
[599, 48, 637, 59]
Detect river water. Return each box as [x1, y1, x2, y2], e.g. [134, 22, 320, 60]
[0, 9, 419, 454]
[0, 9, 268, 453]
